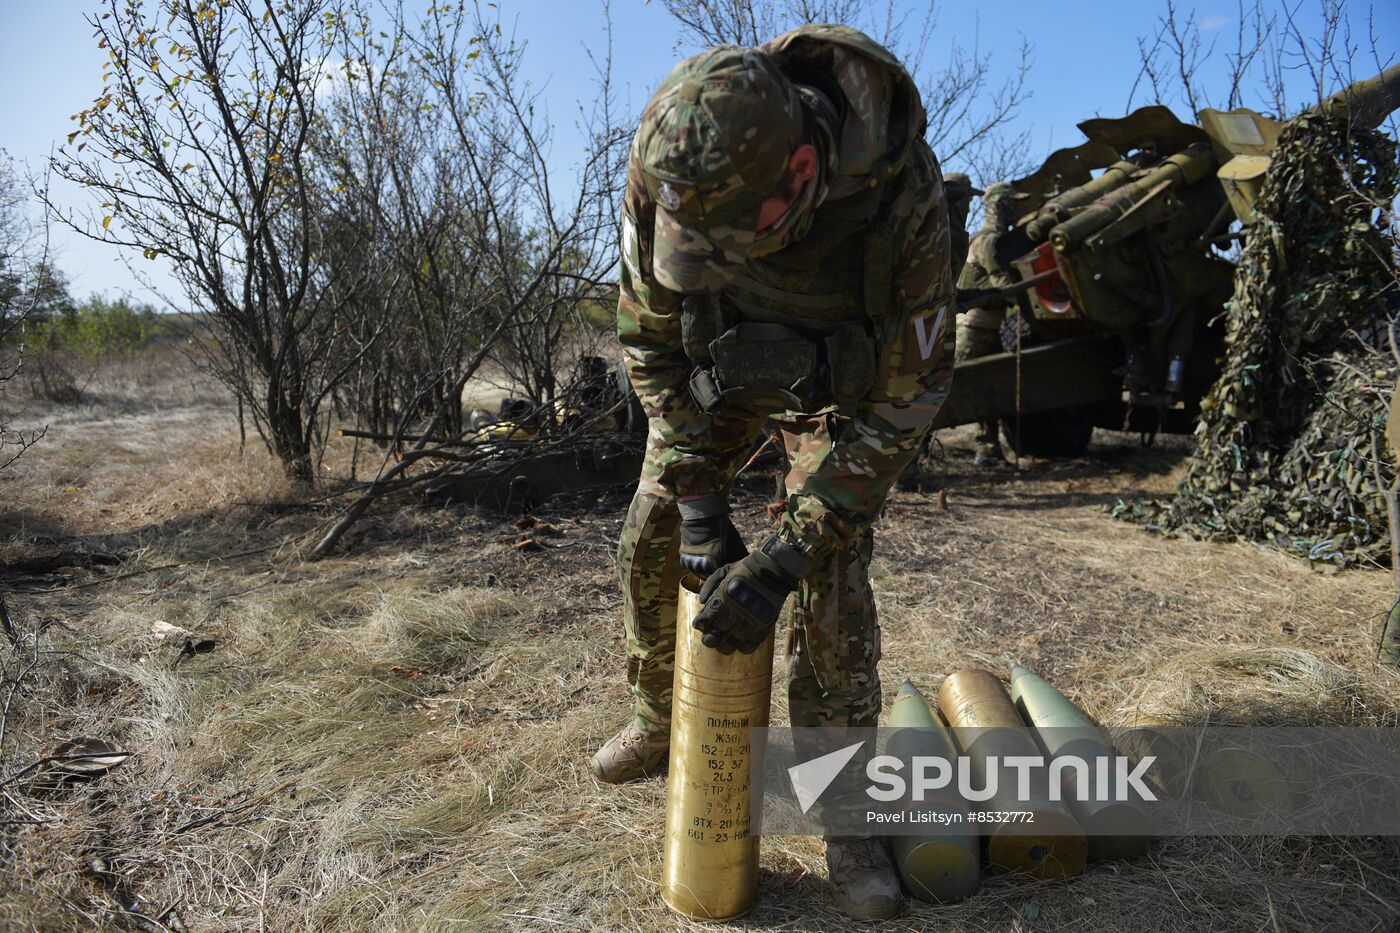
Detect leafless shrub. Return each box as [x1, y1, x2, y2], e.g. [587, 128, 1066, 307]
[1128, 0, 1387, 118]
[305, 0, 629, 556]
[402, 1, 626, 419]
[309, 0, 625, 436]
[0, 155, 48, 470]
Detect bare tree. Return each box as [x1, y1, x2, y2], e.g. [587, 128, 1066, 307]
[660, 0, 1037, 184]
[413, 1, 626, 413]
[1127, 0, 1380, 119]
[0, 155, 48, 471]
[50, 0, 387, 487]
[307, 0, 629, 556]
[315, 0, 625, 430]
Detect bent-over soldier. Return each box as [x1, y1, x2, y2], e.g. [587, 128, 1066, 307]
[593, 25, 954, 920]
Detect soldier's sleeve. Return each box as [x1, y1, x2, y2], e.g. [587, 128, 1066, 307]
[778, 143, 955, 564]
[615, 161, 729, 497]
[949, 223, 970, 285]
[977, 231, 1018, 291]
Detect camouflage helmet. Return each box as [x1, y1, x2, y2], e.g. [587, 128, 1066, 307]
[634, 46, 805, 293]
[981, 181, 1028, 210]
[941, 172, 982, 208]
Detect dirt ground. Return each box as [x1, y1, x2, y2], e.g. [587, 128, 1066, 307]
[2, 354, 1398, 932]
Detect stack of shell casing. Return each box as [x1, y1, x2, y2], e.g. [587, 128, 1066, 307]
[885, 679, 981, 902]
[661, 582, 774, 921]
[1009, 665, 1150, 861]
[938, 669, 1088, 879]
[1115, 717, 1288, 819]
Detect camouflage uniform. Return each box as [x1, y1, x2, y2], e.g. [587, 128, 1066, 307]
[955, 182, 1025, 459]
[941, 173, 979, 282]
[897, 172, 977, 489]
[615, 26, 954, 738]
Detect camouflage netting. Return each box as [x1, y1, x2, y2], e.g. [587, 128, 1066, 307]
[1119, 110, 1399, 568]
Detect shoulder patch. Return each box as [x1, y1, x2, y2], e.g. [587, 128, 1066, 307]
[621, 210, 642, 282]
[901, 302, 949, 374]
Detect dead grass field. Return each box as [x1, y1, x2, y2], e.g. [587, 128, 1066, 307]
[2, 352, 1398, 932]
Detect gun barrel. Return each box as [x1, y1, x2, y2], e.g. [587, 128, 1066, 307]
[1309, 62, 1400, 131]
[1026, 158, 1145, 241]
[1048, 143, 1216, 252]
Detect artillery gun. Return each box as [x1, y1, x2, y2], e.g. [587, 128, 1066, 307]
[933, 63, 1400, 457]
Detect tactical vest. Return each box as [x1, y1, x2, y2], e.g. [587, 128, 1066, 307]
[683, 26, 926, 419]
[957, 228, 1010, 329]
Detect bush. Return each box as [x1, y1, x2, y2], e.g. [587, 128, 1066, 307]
[26, 296, 162, 356]
[22, 296, 168, 403]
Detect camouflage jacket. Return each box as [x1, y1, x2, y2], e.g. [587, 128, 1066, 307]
[617, 26, 954, 565]
[958, 226, 1017, 294]
[949, 220, 971, 284]
[956, 223, 1017, 326]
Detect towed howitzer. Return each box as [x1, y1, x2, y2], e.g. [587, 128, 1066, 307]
[931, 64, 1400, 457]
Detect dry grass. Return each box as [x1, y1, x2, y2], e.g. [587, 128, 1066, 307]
[2, 355, 1398, 931]
[1111, 645, 1399, 727]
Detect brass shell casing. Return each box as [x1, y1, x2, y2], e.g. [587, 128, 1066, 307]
[886, 679, 981, 903]
[1010, 664, 1150, 861]
[662, 581, 775, 921]
[1118, 717, 1290, 819]
[938, 669, 1087, 880]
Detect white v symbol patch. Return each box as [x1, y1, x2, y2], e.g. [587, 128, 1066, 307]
[913, 306, 947, 361]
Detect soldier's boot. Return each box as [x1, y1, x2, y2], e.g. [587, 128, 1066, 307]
[973, 420, 1005, 467]
[895, 456, 923, 491]
[825, 837, 904, 921]
[589, 722, 669, 783]
[973, 443, 1005, 467]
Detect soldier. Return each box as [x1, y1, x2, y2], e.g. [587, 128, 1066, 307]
[589, 25, 954, 920]
[941, 173, 981, 281]
[955, 181, 1029, 464]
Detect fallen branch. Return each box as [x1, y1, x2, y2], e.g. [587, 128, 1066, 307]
[1, 550, 124, 576]
[0, 609, 53, 775]
[309, 388, 633, 560]
[308, 453, 433, 560]
[338, 427, 456, 445]
[44, 540, 291, 593]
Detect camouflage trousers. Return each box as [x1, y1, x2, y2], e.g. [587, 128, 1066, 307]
[618, 413, 882, 740]
[956, 313, 1005, 448]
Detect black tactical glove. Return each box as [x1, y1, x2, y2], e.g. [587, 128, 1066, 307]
[678, 495, 747, 577]
[694, 536, 812, 655]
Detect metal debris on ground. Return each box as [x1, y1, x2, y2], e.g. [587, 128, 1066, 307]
[1116, 109, 1399, 567]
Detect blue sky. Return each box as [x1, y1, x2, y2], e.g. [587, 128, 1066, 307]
[0, 0, 1395, 303]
